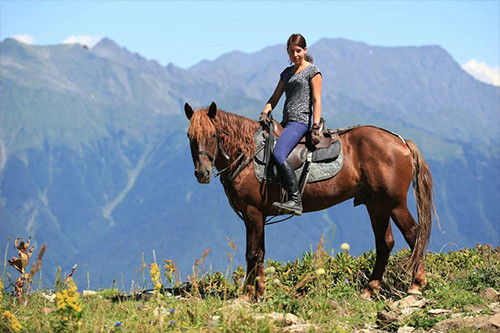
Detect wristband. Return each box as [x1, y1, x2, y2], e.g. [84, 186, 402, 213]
[313, 123, 319, 127]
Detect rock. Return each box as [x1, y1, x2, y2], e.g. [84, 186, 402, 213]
[428, 308, 451, 315]
[489, 302, 500, 314]
[479, 312, 500, 331]
[397, 325, 415, 333]
[480, 288, 500, 302]
[376, 311, 401, 329]
[434, 313, 500, 331]
[260, 312, 304, 326]
[399, 307, 418, 316]
[257, 313, 313, 333]
[393, 295, 426, 309]
[82, 290, 98, 297]
[284, 313, 302, 326]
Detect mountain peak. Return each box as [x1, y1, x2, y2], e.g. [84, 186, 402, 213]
[91, 37, 124, 57]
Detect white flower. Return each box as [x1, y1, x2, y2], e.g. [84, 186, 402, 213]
[264, 266, 276, 275]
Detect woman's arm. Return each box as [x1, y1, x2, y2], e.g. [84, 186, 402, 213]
[311, 74, 322, 125]
[262, 79, 285, 114]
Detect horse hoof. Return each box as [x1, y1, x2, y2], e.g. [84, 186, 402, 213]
[360, 290, 372, 300]
[407, 286, 422, 296]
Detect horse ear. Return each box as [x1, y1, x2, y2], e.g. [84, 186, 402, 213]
[208, 101, 217, 119]
[184, 103, 194, 120]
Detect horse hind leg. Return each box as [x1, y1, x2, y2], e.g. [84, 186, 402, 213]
[361, 203, 394, 299]
[390, 205, 426, 295]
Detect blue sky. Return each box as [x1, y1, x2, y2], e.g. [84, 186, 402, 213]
[1, 1, 499, 69]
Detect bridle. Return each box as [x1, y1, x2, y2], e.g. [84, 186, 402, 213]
[195, 130, 231, 172]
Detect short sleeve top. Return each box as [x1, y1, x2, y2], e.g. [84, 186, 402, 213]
[280, 64, 321, 125]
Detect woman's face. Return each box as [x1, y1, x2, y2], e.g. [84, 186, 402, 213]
[287, 44, 307, 66]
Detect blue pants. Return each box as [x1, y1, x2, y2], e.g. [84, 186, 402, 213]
[273, 122, 309, 165]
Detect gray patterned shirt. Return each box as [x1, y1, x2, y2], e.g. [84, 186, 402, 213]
[280, 64, 321, 125]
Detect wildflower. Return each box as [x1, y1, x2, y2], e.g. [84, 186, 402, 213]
[115, 322, 122, 327]
[345, 278, 350, 284]
[163, 259, 177, 284]
[170, 308, 175, 314]
[315, 268, 326, 276]
[170, 320, 175, 325]
[264, 266, 276, 275]
[2, 311, 22, 332]
[272, 278, 280, 285]
[56, 278, 82, 314]
[340, 243, 350, 251]
[150, 263, 162, 294]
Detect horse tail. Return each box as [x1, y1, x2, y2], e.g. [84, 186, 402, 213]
[405, 140, 438, 272]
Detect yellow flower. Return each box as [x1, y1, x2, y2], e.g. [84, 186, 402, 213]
[150, 263, 162, 294]
[2, 311, 22, 332]
[56, 278, 82, 315]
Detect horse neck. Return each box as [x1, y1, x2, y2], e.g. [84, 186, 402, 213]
[214, 111, 259, 163]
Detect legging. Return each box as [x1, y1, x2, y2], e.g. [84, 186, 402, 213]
[273, 121, 309, 165]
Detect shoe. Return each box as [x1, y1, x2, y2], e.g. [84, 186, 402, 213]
[272, 160, 303, 215]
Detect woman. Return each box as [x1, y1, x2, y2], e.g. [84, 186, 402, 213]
[259, 33, 322, 216]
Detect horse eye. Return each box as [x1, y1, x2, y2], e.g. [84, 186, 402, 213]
[211, 133, 216, 139]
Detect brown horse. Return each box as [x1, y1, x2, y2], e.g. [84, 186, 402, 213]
[184, 101, 436, 299]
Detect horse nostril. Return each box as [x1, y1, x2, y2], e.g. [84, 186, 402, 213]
[195, 169, 208, 180]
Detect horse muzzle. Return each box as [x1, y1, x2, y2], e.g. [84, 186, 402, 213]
[194, 168, 212, 184]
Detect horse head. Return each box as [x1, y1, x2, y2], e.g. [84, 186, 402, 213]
[185, 102, 219, 184]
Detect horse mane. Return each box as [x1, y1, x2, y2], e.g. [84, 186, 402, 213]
[187, 107, 260, 159]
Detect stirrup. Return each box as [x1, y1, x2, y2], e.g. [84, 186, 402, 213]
[272, 201, 302, 216]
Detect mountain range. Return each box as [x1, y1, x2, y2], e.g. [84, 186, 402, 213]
[1, 37, 498, 290]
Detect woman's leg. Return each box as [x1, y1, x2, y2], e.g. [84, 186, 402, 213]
[273, 122, 309, 164]
[272, 122, 308, 215]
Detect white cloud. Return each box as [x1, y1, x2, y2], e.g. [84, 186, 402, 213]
[462, 59, 500, 87]
[11, 34, 35, 44]
[61, 35, 101, 48]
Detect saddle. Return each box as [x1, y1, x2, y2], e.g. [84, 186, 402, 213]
[262, 118, 341, 170]
[254, 119, 345, 185]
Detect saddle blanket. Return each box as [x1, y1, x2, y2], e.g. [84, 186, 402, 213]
[253, 129, 343, 184]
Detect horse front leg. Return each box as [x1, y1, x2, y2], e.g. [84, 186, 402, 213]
[361, 203, 394, 299]
[243, 205, 266, 300]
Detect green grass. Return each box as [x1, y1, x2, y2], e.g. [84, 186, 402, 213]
[1, 243, 498, 332]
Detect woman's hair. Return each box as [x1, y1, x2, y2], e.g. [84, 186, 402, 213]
[287, 33, 313, 63]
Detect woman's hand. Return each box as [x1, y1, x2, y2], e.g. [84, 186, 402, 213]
[259, 112, 270, 129]
[311, 124, 321, 145]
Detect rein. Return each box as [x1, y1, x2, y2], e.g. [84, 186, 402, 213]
[213, 125, 295, 226]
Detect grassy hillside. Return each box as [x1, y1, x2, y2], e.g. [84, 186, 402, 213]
[1, 240, 499, 332]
